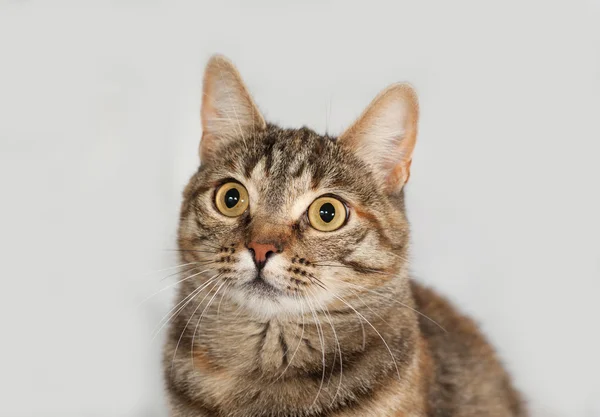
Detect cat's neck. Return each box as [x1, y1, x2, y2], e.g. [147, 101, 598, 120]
[165, 278, 425, 415]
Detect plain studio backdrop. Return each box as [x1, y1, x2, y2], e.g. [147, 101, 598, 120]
[1, 1, 599, 416]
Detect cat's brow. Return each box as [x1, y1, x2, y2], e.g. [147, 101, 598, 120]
[289, 190, 320, 220]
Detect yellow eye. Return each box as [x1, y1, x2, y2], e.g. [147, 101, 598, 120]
[215, 182, 249, 217]
[308, 196, 347, 232]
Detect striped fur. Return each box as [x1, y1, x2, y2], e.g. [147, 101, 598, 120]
[163, 56, 526, 417]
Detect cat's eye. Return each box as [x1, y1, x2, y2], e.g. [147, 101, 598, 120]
[308, 196, 347, 232]
[215, 182, 249, 217]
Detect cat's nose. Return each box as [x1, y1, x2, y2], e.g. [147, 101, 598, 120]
[247, 241, 278, 270]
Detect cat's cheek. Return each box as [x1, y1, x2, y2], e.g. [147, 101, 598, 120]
[259, 255, 289, 287]
[233, 250, 257, 283]
[316, 270, 352, 306]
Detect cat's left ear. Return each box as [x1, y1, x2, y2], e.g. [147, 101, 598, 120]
[199, 55, 266, 162]
[338, 83, 419, 193]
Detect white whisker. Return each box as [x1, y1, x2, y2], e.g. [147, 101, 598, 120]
[152, 273, 221, 340]
[142, 262, 198, 276]
[305, 295, 327, 407]
[271, 294, 306, 385]
[309, 287, 343, 406]
[330, 293, 401, 382]
[170, 277, 222, 375]
[191, 280, 228, 367]
[139, 268, 213, 307]
[343, 281, 447, 333]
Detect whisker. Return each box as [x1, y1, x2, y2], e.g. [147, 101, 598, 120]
[170, 277, 222, 375]
[167, 240, 223, 251]
[191, 280, 228, 367]
[312, 263, 388, 275]
[142, 262, 198, 276]
[158, 265, 201, 282]
[152, 274, 221, 340]
[152, 290, 201, 340]
[216, 279, 232, 324]
[343, 282, 447, 333]
[305, 295, 327, 407]
[347, 287, 392, 325]
[139, 267, 214, 307]
[308, 287, 343, 406]
[168, 249, 218, 254]
[159, 261, 217, 281]
[330, 293, 401, 382]
[270, 295, 305, 384]
[307, 289, 336, 387]
[309, 279, 365, 349]
[307, 275, 327, 290]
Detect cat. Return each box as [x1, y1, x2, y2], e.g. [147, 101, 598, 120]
[163, 55, 526, 417]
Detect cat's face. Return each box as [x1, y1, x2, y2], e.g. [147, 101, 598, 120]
[177, 56, 419, 318]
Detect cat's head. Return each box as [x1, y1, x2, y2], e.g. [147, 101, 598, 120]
[178, 55, 419, 319]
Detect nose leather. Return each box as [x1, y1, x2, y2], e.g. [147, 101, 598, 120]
[247, 241, 278, 266]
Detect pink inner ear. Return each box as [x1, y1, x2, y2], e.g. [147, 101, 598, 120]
[336, 83, 419, 193]
[199, 55, 266, 162]
[385, 159, 411, 191]
[199, 132, 217, 163]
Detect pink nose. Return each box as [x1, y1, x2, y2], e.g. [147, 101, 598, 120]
[247, 241, 278, 266]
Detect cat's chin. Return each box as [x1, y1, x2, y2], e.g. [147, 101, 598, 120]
[245, 276, 283, 297]
[227, 284, 308, 319]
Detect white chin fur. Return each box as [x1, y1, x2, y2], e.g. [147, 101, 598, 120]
[228, 250, 338, 319]
[227, 287, 305, 319]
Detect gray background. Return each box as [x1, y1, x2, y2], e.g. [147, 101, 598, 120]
[1, 1, 599, 416]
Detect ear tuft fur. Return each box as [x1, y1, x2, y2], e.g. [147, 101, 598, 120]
[200, 55, 266, 162]
[338, 83, 419, 192]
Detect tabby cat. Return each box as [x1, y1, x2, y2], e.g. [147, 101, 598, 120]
[163, 55, 526, 417]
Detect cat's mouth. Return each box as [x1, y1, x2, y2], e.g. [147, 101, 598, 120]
[245, 274, 282, 297]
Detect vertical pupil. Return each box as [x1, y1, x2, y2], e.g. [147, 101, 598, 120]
[224, 188, 240, 208]
[319, 202, 336, 223]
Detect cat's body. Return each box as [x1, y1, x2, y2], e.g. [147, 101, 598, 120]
[163, 56, 525, 417]
[165, 279, 522, 417]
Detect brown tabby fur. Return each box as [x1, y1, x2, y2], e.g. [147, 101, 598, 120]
[163, 55, 526, 417]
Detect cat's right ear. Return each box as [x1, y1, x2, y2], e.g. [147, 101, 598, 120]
[337, 83, 419, 193]
[199, 55, 266, 162]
